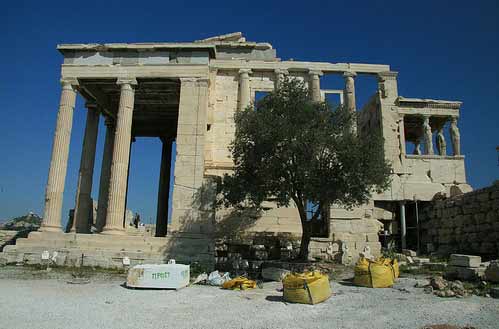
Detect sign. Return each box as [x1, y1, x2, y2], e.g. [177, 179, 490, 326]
[41, 251, 50, 260]
[123, 257, 130, 265]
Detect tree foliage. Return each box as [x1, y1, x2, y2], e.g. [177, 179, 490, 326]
[218, 78, 392, 259]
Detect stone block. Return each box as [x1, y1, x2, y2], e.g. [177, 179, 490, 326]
[423, 262, 447, 272]
[413, 257, 430, 265]
[449, 254, 482, 268]
[444, 265, 485, 281]
[402, 249, 417, 257]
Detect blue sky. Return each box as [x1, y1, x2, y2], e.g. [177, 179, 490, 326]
[1, 0, 498, 223]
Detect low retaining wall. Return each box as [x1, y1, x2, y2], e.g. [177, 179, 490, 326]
[0, 230, 19, 251]
[421, 182, 499, 259]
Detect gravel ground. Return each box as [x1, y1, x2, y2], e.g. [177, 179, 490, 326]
[0, 266, 498, 329]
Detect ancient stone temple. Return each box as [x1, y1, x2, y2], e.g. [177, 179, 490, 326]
[0, 32, 471, 268]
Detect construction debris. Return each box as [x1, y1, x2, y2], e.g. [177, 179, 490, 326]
[418, 275, 497, 298]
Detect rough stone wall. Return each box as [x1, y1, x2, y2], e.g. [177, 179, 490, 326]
[358, 93, 381, 137]
[0, 230, 18, 251]
[420, 182, 499, 258]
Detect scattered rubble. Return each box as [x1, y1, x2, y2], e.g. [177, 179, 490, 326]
[417, 274, 498, 298]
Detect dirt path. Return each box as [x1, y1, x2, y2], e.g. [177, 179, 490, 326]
[0, 266, 498, 329]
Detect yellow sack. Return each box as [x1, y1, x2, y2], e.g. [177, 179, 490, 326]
[222, 277, 256, 290]
[353, 257, 397, 288]
[375, 257, 400, 279]
[283, 271, 332, 305]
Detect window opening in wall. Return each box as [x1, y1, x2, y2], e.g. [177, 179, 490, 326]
[254, 91, 270, 104]
[306, 201, 329, 237]
[323, 92, 342, 107]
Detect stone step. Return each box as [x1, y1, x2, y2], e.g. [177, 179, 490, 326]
[14, 240, 212, 258]
[449, 254, 482, 268]
[25, 232, 213, 248]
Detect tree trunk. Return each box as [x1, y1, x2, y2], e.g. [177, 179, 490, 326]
[298, 221, 312, 260]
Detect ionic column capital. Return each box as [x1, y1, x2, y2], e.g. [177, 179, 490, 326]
[60, 78, 79, 90]
[116, 77, 138, 87]
[238, 68, 252, 76]
[308, 70, 323, 77]
[343, 71, 357, 79]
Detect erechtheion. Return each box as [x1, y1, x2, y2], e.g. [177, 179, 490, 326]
[0, 32, 471, 268]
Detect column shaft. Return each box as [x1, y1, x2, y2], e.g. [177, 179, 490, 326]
[238, 69, 252, 111]
[102, 79, 136, 234]
[308, 70, 322, 102]
[343, 71, 357, 112]
[155, 138, 173, 237]
[41, 79, 77, 232]
[400, 202, 407, 250]
[73, 104, 100, 233]
[95, 118, 115, 232]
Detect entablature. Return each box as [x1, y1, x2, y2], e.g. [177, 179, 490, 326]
[209, 60, 390, 75]
[396, 96, 461, 118]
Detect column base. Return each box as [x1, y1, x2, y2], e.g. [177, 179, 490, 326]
[39, 224, 62, 233]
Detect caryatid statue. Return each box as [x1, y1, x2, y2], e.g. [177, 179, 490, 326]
[450, 117, 461, 156]
[436, 125, 447, 156]
[413, 140, 422, 155]
[422, 115, 434, 155]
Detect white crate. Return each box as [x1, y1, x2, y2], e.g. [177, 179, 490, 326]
[126, 263, 190, 289]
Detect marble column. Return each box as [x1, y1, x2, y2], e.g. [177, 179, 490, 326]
[398, 115, 406, 162]
[422, 115, 434, 155]
[343, 71, 357, 113]
[274, 68, 288, 89]
[72, 102, 100, 233]
[450, 117, 461, 156]
[308, 70, 322, 102]
[155, 137, 173, 237]
[400, 202, 407, 250]
[95, 117, 115, 232]
[41, 78, 78, 232]
[102, 78, 137, 234]
[238, 69, 252, 111]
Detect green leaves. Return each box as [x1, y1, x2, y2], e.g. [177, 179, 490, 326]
[219, 77, 391, 221]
